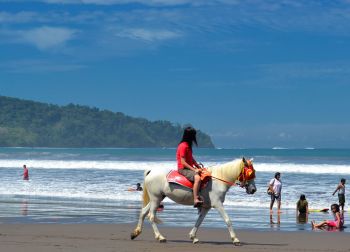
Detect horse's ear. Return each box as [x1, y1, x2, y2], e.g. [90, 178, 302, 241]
[242, 157, 247, 165]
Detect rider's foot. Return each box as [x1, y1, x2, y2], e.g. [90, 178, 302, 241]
[193, 198, 203, 208]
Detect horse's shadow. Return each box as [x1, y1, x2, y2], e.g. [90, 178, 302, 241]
[169, 239, 288, 247]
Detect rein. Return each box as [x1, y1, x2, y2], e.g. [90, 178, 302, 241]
[210, 175, 239, 187]
[206, 163, 246, 187]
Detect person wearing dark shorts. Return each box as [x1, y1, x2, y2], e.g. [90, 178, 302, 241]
[269, 172, 282, 213]
[333, 178, 346, 211]
[178, 167, 195, 182]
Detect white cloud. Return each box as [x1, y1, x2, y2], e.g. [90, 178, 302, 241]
[20, 26, 77, 50]
[0, 59, 86, 73]
[32, 0, 192, 5]
[0, 11, 39, 23]
[115, 28, 182, 42]
[0, 0, 242, 6]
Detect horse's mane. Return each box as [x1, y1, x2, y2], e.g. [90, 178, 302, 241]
[208, 159, 244, 182]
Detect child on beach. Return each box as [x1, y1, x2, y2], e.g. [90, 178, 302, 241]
[296, 194, 309, 215]
[311, 204, 344, 230]
[333, 178, 346, 211]
[296, 194, 308, 224]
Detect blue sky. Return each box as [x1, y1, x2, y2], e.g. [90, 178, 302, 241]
[1, 0, 350, 148]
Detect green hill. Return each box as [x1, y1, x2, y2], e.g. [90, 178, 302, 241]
[0, 96, 214, 148]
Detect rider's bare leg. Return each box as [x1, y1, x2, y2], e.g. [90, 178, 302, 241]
[193, 174, 203, 205]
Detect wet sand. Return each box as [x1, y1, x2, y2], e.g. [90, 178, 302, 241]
[0, 223, 349, 252]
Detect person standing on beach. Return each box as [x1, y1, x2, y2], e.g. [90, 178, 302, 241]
[23, 165, 29, 180]
[333, 178, 346, 211]
[176, 126, 203, 207]
[269, 172, 282, 213]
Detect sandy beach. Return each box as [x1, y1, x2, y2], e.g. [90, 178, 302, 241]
[0, 223, 349, 252]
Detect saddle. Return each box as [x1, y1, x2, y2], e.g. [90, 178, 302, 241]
[166, 169, 211, 190]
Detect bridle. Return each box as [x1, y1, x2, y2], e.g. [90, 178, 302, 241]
[210, 159, 255, 188]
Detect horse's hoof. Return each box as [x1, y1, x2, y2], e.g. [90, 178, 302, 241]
[159, 238, 167, 243]
[130, 233, 137, 240]
[131, 229, 141, 240]
[192, 237, 199, 244]
[233, 238, 241, 246]
[156, 235, 167, 243]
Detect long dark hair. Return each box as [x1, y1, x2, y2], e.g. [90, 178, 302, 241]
[331, 203, 340, 213]
[180, 126, 198, 148]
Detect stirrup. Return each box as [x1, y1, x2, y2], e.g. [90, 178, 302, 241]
[193, 199, 203, 208]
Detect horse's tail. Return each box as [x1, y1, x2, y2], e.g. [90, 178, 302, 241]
[142, 183, 150, 208]
[143, 169, 162, 224]
[142, 170, 151, 207]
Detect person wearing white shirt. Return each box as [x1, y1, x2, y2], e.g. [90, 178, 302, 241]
[269, 172, 282, 213]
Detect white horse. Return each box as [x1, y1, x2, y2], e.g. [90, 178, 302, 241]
[131, 157, 256, 245]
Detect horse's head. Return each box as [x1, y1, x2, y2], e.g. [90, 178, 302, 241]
[238, 157, 257, 195]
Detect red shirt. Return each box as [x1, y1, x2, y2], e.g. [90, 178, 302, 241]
[176, 142, 195, 169]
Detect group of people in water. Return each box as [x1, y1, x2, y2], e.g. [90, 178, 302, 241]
[268, 169, 346, 230]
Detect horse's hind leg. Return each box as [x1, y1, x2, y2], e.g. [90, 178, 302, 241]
[149, 198, 166, 242]
[131, 203, 150, 240]
[189, 207, 210, 244]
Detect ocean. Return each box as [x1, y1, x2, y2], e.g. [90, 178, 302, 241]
[0, 147, 349, 232]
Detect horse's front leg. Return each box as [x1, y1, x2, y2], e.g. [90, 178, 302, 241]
[189, 207, 210, 244]
[216, 204, 240, 246]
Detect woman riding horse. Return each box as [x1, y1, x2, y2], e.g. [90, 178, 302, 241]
[131, 156, 257, 245]
[176, 127, 203, 207]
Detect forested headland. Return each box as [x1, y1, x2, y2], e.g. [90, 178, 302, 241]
[0, 96, 214, 148]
